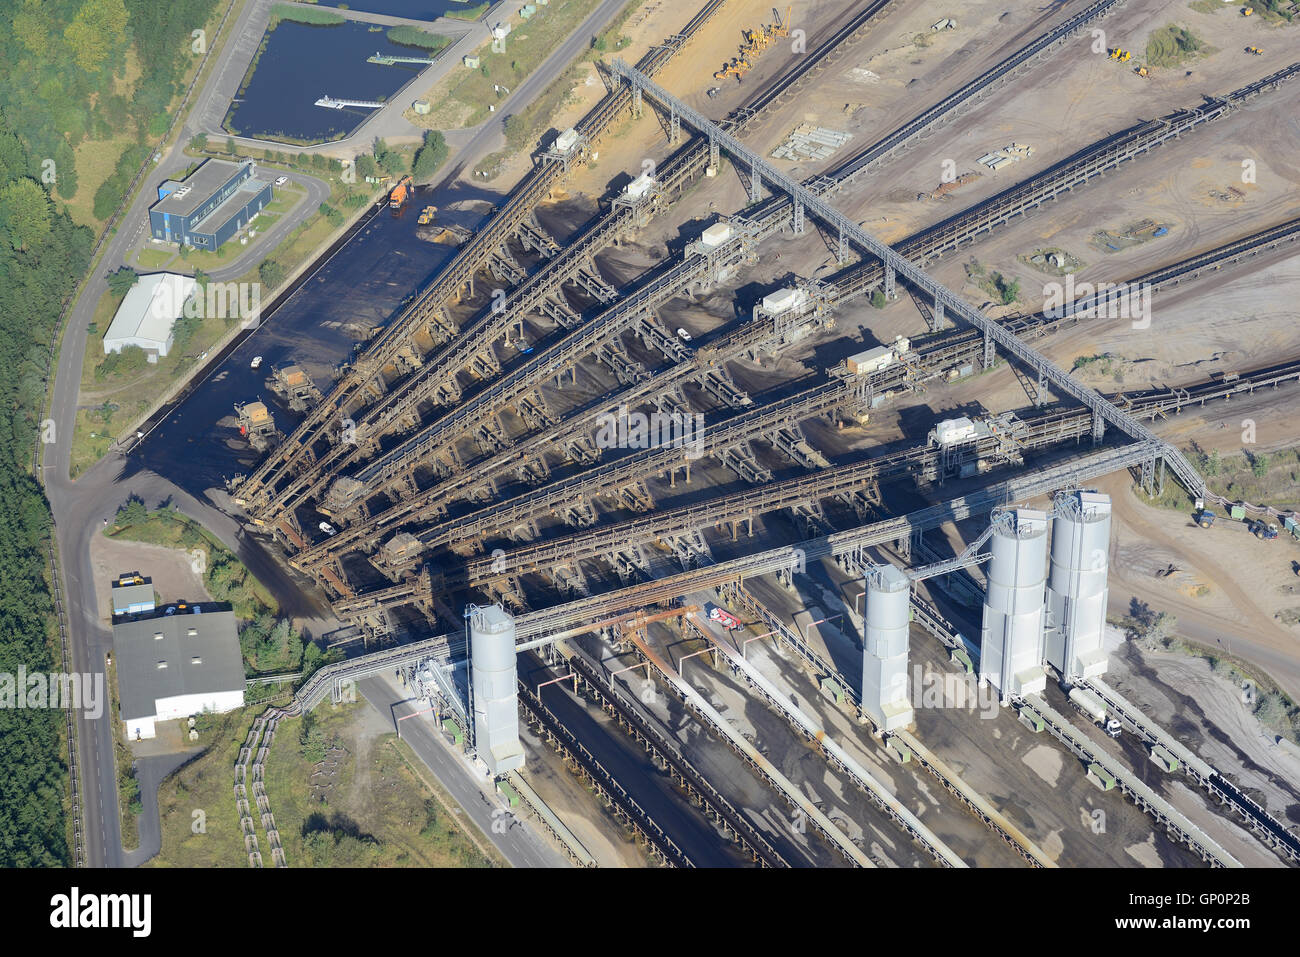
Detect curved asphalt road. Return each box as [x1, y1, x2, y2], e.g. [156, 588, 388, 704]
[45, 0, 633, 868]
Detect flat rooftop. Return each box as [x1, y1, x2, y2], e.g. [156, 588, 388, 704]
[190, 178, 268, 235]
[104, 273, 197, 347]
[113, 603, 244, 720]
[153, 158, 250, 219]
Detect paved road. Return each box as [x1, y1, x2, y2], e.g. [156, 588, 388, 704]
[358, 675, 568, 867]
[45, 0, 633, 869]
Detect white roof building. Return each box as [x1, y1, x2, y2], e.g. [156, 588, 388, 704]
[103, 272, 197, 362]
[113, 601, 246, 741]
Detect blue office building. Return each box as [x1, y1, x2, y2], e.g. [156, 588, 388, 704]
[149, 158, 273, 251]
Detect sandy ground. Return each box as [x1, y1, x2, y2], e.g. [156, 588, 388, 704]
[88, 536, 213, 624]
[1110, 641, 1300, 823]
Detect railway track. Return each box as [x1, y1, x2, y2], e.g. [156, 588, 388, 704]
[516, 674, 692, 867]
[564, 643, 791, 866]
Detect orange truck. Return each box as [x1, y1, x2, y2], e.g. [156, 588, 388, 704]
[388, 174, 413, 210]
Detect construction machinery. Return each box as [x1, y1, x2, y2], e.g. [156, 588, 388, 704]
[1246, 46, 1263, 56]
[1109, 47, 1132, 62]
[1243, 6, 1254, 16]
[714, 56, 750, 81]
[1135, 65, 1149, 78]
[1194, 503, 1281, 540]
[234, 400, 279, 452]
[417, 205, 437, 225]
[770, 6, 791, 39]
[388, 174, 413, 211]
[268, 364, 321, 413]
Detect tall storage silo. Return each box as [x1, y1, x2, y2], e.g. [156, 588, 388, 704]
[862, 564, 914, 732]
[979, 508, 1049, 700]
[1045, 491, 1112, 681]
[469, 604, 525, 776]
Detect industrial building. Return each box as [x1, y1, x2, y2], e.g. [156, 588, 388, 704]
[102, 273, 197, 362]
[1044, 491, 1113, 681]
[468, 604, 525, 776]
[861, 564, 914, 732]
[110, 572, 156, 618]
[979, 508, 1050, 700]
[148, 158, 272, 251]
[112, 599, 245, 740]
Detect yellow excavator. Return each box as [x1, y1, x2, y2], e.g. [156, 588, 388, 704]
[1135, 65, 1149, 78]
[770, 6, 791, 39]
[714, 57, 750, 81]
[1246, 45, 1263, 55]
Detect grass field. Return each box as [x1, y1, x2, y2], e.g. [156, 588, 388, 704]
[107, 656, 142, 852]
[409, 0, 604, 133]
[148, 707, 266, 868]
[1145, 23, 1211, 69]
[149, 701, 502, 867]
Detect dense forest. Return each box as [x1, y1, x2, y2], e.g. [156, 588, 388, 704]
[0, 111, 92, 865]
[0, 0, 220, 206]
[0, 0, 229, 865]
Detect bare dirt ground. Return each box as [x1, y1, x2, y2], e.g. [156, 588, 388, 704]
[88, 536, 212, 624]
[1099, 471, 1300, 702]
[1109, 640, 1300, 824]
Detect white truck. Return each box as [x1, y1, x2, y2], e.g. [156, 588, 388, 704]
[1069, 686, 1122, 737]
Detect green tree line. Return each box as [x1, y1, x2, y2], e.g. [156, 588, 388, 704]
[0, 0, 221, 209]
[0, 111, 93, 866]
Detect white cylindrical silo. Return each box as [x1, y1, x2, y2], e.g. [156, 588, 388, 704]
[470, 604, 525, 776]
[1046, 491, 1112, 680]
[979, 508, 1049, 698]
[862, 564, 914, 732]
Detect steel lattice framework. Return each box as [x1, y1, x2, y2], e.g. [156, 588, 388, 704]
[607, 59, 1209, 500]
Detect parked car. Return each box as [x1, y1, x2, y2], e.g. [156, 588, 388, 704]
[250, 356, 263, 369]
[676, 327, 693, 342]
[319, 521, 337, 536]
[274, 175, 288, 186]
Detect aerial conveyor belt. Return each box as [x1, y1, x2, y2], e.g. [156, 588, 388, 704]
[289, 316, 799, 571]
[385, 382, 849, 556]
[1082, 677, 1300, 863]
[721, 582, 1054, 867]
[294, 443, 1152, 710]
[247, 0, 1134, 520]
[250, 1, 905, 524]
[688, 616, 965, 867]
[352, 0, 898, 441]
[1017, 694, 1241, 867]
[298, 206, 1300, 574]
[352, 254, 723, 489]
[612, 61, 1209, 498]
[621, 630, 876, 867]
[233, 0, 730, 511]
[337, 58, 1300, 522]
[453, 368, 1281, 590]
